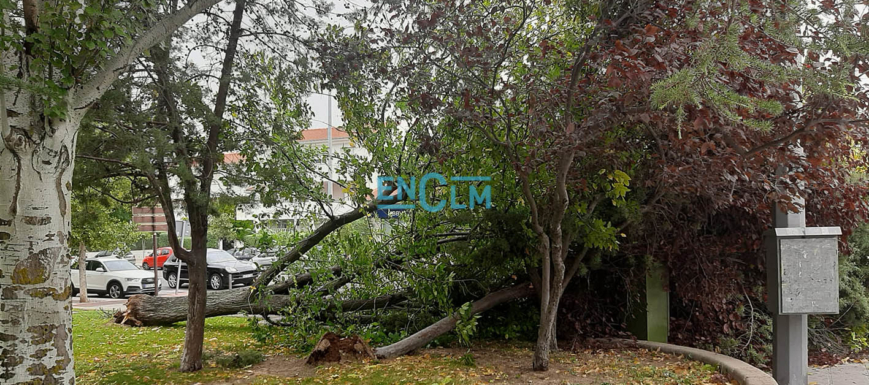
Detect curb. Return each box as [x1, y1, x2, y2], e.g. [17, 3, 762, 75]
[603, 339, 777, 385]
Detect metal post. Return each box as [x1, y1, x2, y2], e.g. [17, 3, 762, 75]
[175, 220, 185, 296]
[152, 232, 159, 296]
[180, 220, 186, 249]
[770, 165, 808, 385]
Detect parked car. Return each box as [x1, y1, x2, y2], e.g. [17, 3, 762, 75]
[71, 257, 160, 299]
[163, 249, 259, 290]
[95, 249, 137, 265]
[230, 247, 258, 261]
[142, 247, 174, 270]
[231, 248, 277, 270]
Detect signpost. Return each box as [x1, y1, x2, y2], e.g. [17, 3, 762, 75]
[135, 206, 167, 296]
[766, 189, 841, 385]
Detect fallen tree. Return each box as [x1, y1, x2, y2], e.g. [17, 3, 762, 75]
[115, 289, 405, 327]
[114, 266, 340, 326]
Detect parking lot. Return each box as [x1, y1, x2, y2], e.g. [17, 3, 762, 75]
[71, 256, 189, 312]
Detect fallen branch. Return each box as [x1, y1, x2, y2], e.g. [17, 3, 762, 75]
[256, 201, 382, 286]
[263, 293, 409, 326]
[373, 283, 534, 359]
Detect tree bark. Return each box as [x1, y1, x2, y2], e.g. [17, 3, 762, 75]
[118, 283, 295, 326]
[533, 288, 563, 371]
[79, 241, 89, 303]
[0, 121, 77, 384]
[177, 249, 205, 372]
[116, 290, 404, 326]
[114, 267, 338, 325]
[374, 283, 534, 359]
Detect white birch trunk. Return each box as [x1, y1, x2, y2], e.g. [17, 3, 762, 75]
[0, 97, 78, 384]
[0, 18, 80, 377]
[0, 0, 228, 380]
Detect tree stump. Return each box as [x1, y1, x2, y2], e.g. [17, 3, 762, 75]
[305, 332, 376, 365]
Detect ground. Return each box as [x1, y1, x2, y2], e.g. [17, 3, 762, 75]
[73, 310, 732, 384]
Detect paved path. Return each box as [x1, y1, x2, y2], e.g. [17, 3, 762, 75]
[809, 363, 869, 385]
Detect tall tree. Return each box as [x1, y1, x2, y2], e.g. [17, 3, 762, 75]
[0, 0, 224, 381]
[74, 0, 321, 371]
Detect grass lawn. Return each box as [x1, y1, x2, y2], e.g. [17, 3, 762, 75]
[73, 310, 731, 385]
[73, 310, 269, 384]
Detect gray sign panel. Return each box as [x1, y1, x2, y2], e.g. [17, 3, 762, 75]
[779, 237, 839, 314]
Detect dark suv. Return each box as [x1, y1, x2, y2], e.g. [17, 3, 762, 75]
[163, 249, 259, 290]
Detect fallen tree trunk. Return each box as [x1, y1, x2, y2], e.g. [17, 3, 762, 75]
[373, 283, 534, 359]
[115, 286, 296, 326]
[114, 266, 340, 326]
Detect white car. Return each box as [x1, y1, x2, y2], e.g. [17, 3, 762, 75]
[71, 257, 161, 299]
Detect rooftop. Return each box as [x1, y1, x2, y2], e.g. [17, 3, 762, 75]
[300, 127, 349, 141]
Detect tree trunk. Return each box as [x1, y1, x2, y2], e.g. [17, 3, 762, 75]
[79, 241, 89, 303]
[374, 284, 534, 359]
[114, 267, 339, 325]
[533, 273, 566, 371]
[532, 293, 559, 371]
[549, 312, 558, 351]
[117, 286, 298, 326]
[179, 247, 207, 372]
[0, 117, 77, 383]
[116, 290, 404, 326]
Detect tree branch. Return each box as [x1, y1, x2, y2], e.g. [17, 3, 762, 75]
[73, 0, 223, 111]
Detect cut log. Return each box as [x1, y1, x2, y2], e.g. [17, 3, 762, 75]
[114, 267, 339, 326]
[373, 283, 534, 359]
[305, 332, 376, 365]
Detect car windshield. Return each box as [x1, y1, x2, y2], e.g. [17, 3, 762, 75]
[207, 251, 237, 264]
[102, 260, 138, 271]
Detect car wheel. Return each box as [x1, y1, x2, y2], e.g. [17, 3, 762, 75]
[71, 285, 79, 297]
[208, 273, 224, 290]
[167, 272, 178, 288]
[107, 282, 124, 299]
[143, 262, 150, 270]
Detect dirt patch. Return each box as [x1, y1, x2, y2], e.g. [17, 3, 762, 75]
[209, 341, 733, 385]
[209, 355, 315, 384]
[416, 342, 707, 384]
[252, 355, 316, 378]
